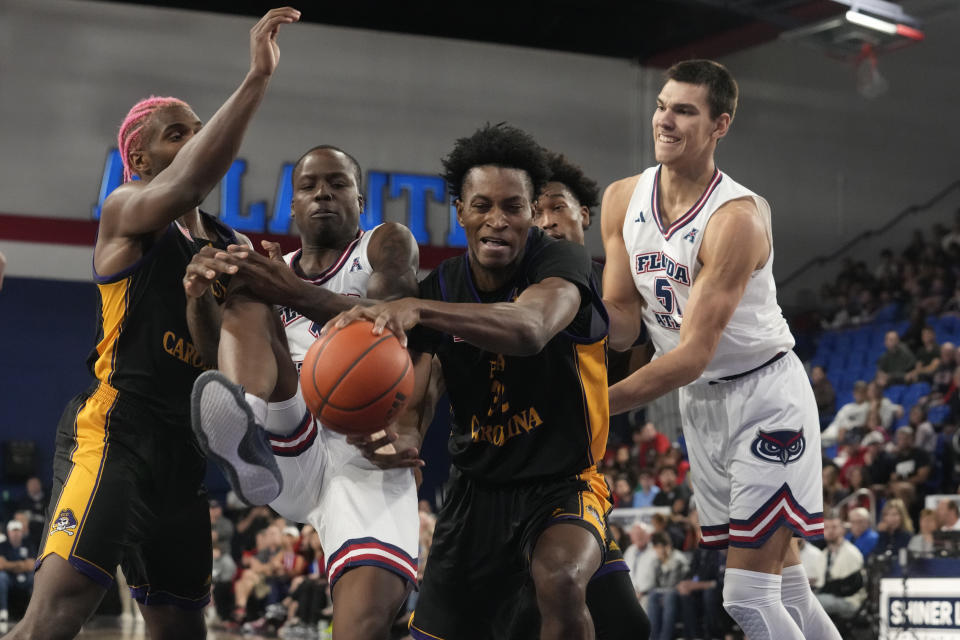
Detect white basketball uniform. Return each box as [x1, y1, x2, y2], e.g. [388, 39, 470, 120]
[264, 226, 418, 588]
[622, 166, 824, 549]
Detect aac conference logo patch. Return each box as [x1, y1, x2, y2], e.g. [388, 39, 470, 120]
[750, 428, 805, 466]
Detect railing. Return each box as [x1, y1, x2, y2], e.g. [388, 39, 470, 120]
[777, 179, 960, 289]
[833, 487, 877, 526]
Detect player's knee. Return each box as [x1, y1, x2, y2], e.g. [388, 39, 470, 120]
[533, 562, 588, 614]
[334, 607, 393, 640]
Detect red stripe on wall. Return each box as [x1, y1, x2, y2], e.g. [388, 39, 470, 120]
[0, 213, 463, 269]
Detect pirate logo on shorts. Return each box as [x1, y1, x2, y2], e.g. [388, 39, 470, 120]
[50, 508, 79, 537]
[750, 428, 805, 466]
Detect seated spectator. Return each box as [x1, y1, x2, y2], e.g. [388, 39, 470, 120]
[823, 463, 849, 508]
[876, 331, 917, 386]
[905, 405, 937, 453]
[635, 421, 670, 470]
[0, 520, 35, 624]
[874, 498, 914, 556]
[652, 465, 691, 516]
[280, 527, 328, 635]
[646, 531, 690, 640]
[908, 508, 938, 555]
[659, 446, 690, 485]
[612, 473, 637, 508]
[609, 444, 635, 476]
[889, 426, 932, 510]
[862, 430, 895, 493]
[865, 381, 903, 432]
[797, 538, 826, 589]
[210, 499, 235, 558]
[811, 365, 836, 425]
[232, 525, 284, 623]
[823, 381, 869, 447]
[623, 522, 657, 604]
[14, 477, 46, 544]
[927, 342, 957, 402]
[905, 327, 941, 384]
[816, 514, 866, 621]
[633, 468, 661, 508]
[210, 529, 238, 623]
[676, 508, 723, 640]
[845, 507, 878, 558]
[936, 498, 960, 531]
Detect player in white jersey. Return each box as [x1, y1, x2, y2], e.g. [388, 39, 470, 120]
[183, 145, 421, 639]
[600, 60, 840, 640]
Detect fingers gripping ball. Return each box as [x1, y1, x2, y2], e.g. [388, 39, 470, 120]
[300, 321, 414, 436]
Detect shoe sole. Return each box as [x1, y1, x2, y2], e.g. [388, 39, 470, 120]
[191, 371, 283, 505]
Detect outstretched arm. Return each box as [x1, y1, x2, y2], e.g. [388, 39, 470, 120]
[98, 8, 300, 243]
[600, 176, 646, 351]
[608, 198, 768, 413]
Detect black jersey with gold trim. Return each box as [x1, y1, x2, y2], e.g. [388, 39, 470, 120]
[410, 227, 610, 483]
[86, 213, 235, 423]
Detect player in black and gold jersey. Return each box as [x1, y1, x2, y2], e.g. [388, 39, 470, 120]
[532, 151, 651, 640]
[10, 9, 301, 640]
[327, 124, 615, 640]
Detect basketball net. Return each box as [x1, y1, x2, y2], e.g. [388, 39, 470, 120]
[855, 43, 888, 98]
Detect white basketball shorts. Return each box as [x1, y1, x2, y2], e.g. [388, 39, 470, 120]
[680, 351, 824, 549]
[263, 391, 419, 589]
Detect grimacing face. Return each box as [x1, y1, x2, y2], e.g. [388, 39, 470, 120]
[457, 165, 535, 283]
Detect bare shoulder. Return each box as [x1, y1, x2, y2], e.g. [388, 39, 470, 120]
[701, 197, 768, 267]
[708, 197, 764, 237]
[369, 221, 419, 269]
[600, 172, 643, 235]
[98, 181, 143, 234]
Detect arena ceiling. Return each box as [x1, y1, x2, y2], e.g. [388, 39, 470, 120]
[96, 0, 854, 64]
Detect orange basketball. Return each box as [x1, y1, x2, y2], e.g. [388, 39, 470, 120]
[300, 320, 415, 436]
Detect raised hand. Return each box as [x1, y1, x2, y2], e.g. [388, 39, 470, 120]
[249, 7, 300, 78]
[183, 245, 238, 298]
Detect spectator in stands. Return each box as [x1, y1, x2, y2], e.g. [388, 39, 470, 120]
[940, 209, 960, 251]
[936, 498, 960, 530]
[845, 507, 878, 558]
[889, 426, 932, 510]
[823, 380, 869, 447]
[280, 527, 328, 635]
[877, 331, 917, 386]
[816, 514, 866, 621]
[613, 473, 636, 508]
[0, 521, 35, 624]
[874, 498, 914, 556]
[927, 342, 957, 402]
[635, 421, 670, 470]
[210, 528, 237, 623]
[908, 508, 938, 554]
[610, 444, 636, 476]
[233, 504, 273, 561]
[210, 499, 234, 557]
[905, 405, 937, 453]
[797, 539, 826, 589]
[873, 248, 899, 282]
[646, 531, 689, 640]
[905, 327, 941, 384]
[660, 446, 690, 485]
[633, 468, 661, 508]
[865, 381, 903, 432]
[862, 431, 896, 493]
[232, 525, 283, 623]
[14, 478, 45, 544]
[810, 365, 836, 425]
[822, 463, 849, 508]
[623, 522, 657, 604]
[675, 508, 723, 640]
[652, 465, 690, 516]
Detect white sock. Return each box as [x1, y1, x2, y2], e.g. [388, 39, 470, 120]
[781, 563, 841, 639]
[723, 568, 804, 640]
[244, 392, 268, 426]
[264, 387, 308, 436]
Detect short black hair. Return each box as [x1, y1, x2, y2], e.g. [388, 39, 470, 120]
[664, 59, 738, 120]
[543, 150, 600, 210]
[441, 123, 549, 201]
[292, 145, 363, 187]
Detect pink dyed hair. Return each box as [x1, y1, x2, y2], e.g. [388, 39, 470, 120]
[117, 96, 190, 182]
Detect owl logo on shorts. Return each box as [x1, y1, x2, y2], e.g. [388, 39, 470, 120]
[750, 429, 805, 466]
[50, 508, 79, 537]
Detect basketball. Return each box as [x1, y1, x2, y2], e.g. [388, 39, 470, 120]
[300, 320, 415, 436]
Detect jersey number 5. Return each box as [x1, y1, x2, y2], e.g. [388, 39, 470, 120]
[655, 277, 682, 315]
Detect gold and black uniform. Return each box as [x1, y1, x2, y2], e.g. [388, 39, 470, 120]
[408, 228, 613, 640]
[40, 214, 234, 608]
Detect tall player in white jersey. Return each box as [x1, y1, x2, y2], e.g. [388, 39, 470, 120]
[183, 146, 421, 640]
[600, 60, 840, 640]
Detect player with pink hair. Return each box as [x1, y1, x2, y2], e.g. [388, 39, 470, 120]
[10, 8, 300, 640]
